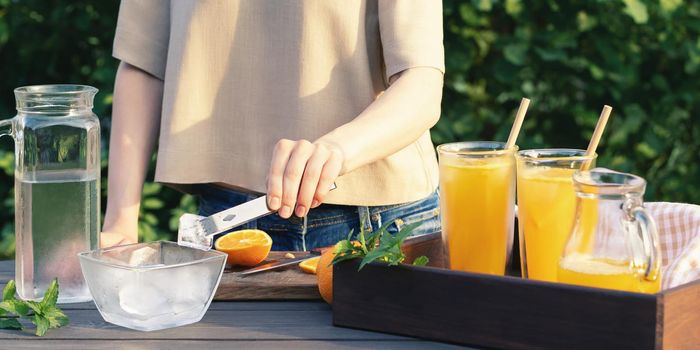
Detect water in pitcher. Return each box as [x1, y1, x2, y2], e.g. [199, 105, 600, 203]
[15, 169, 99, 303]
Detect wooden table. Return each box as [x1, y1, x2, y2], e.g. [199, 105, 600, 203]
[0, 260, 469, 349]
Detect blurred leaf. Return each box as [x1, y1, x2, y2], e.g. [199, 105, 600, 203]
[503, 43, 528, 66]
[142, 198, 163, 210]
[505, 0, 522, 17]
[622, 0, 649, 24]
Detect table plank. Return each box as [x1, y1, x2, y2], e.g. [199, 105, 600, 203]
[0, 260, 471, 349]
[0, 309, 408, 340]
[0, 339, 468, 349]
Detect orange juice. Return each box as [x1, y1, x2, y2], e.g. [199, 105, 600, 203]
[558, 253, 661, 294]
[517, 167, 597, 281]
[439, 154, 515, 275]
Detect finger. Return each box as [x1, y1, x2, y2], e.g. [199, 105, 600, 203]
[279, 140, 314, 218]
[312, 150, 343, 208]
[267, 139, 294, 211]
[295, 147, 330, 217]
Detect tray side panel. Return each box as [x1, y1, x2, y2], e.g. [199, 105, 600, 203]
[333, 261, 658, 350]
[661, 280, 700, 349]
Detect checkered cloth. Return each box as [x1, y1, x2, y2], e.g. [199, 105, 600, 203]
[649, 202, 700, 290]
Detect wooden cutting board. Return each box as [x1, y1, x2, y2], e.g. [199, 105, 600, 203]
[212, 232, 444, 300]
[213, 251, 320, 300]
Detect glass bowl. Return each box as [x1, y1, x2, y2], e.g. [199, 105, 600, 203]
[78, 241, 227, 331]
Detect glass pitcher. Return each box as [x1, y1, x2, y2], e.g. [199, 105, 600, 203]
[0, 85, 100, 303]
[558, 168, 661, 294]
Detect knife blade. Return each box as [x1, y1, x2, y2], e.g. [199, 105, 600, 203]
[238, 251, 321, 275]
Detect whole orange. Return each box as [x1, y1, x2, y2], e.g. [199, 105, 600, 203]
[316, 248, 336, 304]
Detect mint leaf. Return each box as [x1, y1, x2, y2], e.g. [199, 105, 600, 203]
[0, 300, 29, 316]
[392, 222, 421, 246]
[40, 279, 59, 308]
[0, 318, 22, 330]
[364, 225, 386, 249]
[358, 249, 390, 270]
[2, 280, 16, 301]
[333, 240, 355, 255]
[0, 280, 69, 336]
[412, 256, 429, 266]
[332, 220, 421, 271]
[43, 306, 69, 328]
[344, 228, 354, 242]
[331, 251, 361, 265]
[25, 301, 42, 314]
[33, 315, 49, 337]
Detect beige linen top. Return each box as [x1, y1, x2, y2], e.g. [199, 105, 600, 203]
[113, 0, 444, 206]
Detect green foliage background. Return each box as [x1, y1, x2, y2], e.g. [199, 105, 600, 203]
[0, 0, 698, 259]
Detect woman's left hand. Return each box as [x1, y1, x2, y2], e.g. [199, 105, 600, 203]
[266, 139, 344, 219]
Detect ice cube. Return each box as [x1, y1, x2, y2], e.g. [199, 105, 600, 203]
[172, 264, 213, 303]
[118, 281, 168, 318]
[177, 213, 213, 251]
[128, 246, 159, 267]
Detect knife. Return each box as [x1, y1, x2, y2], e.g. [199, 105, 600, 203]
[238, 251, 321, 276]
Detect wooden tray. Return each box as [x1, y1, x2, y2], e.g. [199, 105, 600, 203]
[332, 235, 700, 349]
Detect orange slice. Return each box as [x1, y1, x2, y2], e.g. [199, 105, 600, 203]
[214, 229, 272, 266]
[299, 256, 321, 274]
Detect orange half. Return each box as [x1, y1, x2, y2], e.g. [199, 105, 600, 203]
[214, 229, 273, 266]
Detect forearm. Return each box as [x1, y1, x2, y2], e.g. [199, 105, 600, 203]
[102, 62, 163, 242]
[316, 67, 443, 174]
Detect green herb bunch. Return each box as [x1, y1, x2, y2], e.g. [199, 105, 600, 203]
[331, 221, 429, 270]
[0, 279, 69, 336]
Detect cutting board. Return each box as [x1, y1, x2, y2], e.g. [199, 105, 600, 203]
[212, 232, 444, 300]
[213, 251, 320, 300]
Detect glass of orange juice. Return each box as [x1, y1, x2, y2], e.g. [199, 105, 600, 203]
[515, 149, 596, 282]
[437, 142, 517, 275]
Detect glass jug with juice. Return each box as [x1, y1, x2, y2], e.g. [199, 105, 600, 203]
[0, 85, 100, 303]
[558, 168, 661, 293]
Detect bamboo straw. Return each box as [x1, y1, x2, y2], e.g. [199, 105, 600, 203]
[581, 105, 613, 170]
[505, 98, 531, 150]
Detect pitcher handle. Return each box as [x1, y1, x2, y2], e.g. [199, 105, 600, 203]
[0, 117, 14, 138]
[631, 206, 661, 282]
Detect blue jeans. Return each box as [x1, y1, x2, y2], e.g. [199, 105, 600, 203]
[195, 184, 441, 251]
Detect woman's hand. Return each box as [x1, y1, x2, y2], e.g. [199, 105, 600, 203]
[100, 232, 137, 248]
[266, 139, 344, 219]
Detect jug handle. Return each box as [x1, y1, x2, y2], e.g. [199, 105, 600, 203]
[0, 118, 13, 138]
[632, 206, 662, 282]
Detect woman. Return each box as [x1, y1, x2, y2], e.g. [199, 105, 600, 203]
[102, 0, 445, 251]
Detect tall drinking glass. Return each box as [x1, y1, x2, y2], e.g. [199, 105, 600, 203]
[516, 149, 596, 282]
[438, 142, 517, 275]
